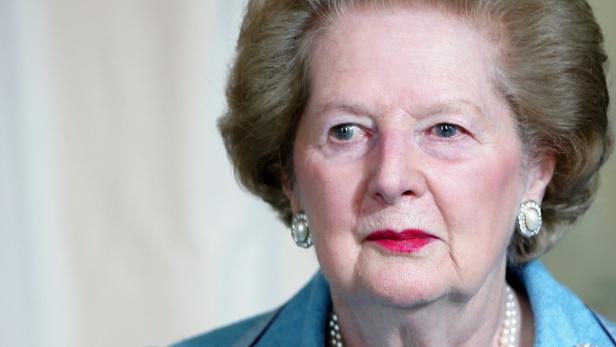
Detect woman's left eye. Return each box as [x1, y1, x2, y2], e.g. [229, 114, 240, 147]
[431, 123, 461, 138]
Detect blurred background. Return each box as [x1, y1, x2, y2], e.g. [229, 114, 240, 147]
[0, 0, 614, 346]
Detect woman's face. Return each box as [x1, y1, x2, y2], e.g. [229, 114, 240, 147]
[286, 7, 552, 305]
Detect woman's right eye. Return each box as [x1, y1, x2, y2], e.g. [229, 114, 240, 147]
[329, 123, 365, 142]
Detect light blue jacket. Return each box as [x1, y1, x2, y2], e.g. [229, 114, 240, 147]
[174, 261, 615, 346]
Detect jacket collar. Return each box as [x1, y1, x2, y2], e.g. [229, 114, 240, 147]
[515, 260, 612, 346]
[258, 269, 330, 346]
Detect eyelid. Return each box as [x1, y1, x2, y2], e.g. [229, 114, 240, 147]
[324, 113, 375, 129]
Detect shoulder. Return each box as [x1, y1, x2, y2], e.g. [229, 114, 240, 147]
[171, 310, 280, 347]
[171, 271, 331, 347]
[515, 261, 616, 346]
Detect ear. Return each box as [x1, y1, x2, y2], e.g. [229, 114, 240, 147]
[282, 172, 301, 214]
[523, 152, 556, 203]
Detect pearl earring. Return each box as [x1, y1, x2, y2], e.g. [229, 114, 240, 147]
[517, 200, 542, 238]
[291, 211, 313, 248]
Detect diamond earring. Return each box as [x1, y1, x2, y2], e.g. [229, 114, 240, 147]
[291, 211, 313, 248]
[517, 200, 542, 238]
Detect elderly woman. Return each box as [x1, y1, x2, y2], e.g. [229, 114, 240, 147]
[177, 0, 615, 346]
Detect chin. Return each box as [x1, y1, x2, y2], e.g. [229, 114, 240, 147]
[351, 248, 452, 308]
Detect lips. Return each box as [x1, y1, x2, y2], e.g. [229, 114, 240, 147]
[365, 229, 437, 253]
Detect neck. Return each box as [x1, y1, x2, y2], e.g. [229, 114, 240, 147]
[330, 265, 526, 347]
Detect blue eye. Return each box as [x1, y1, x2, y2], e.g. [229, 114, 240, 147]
[433, 123, 459, 138]
[330, 123, 360, 141]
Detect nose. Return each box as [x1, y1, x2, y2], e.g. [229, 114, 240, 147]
[368, 132, 427, 205]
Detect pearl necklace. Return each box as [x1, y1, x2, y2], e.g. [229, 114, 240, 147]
[328, 286, 520, 347]
[499, 286, 520, 347]
[328, 311, 343, 347]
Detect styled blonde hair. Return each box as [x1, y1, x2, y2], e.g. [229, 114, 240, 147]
[219, 0, 612, 263]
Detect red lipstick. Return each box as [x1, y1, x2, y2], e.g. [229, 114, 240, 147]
[365, 229, 436, 253]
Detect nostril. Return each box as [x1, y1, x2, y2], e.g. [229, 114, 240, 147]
[376, 192, 393, 205]
[376, 189, 415, 205]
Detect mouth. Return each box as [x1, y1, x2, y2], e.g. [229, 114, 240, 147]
[365, 229, 437, 253]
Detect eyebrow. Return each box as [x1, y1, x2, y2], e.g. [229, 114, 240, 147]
[414, 99, 485, 119]
[310, 99, 484, 119]
[311, 102, 374, 117]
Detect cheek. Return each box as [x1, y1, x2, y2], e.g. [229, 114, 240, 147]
[470, 155, 521, 201]
[294, 153, 367, 285]
[437, 149, 523, 248]
[295, 154, 365, 232]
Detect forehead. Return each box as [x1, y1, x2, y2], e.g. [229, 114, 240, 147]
[306, 6, 504, 117]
